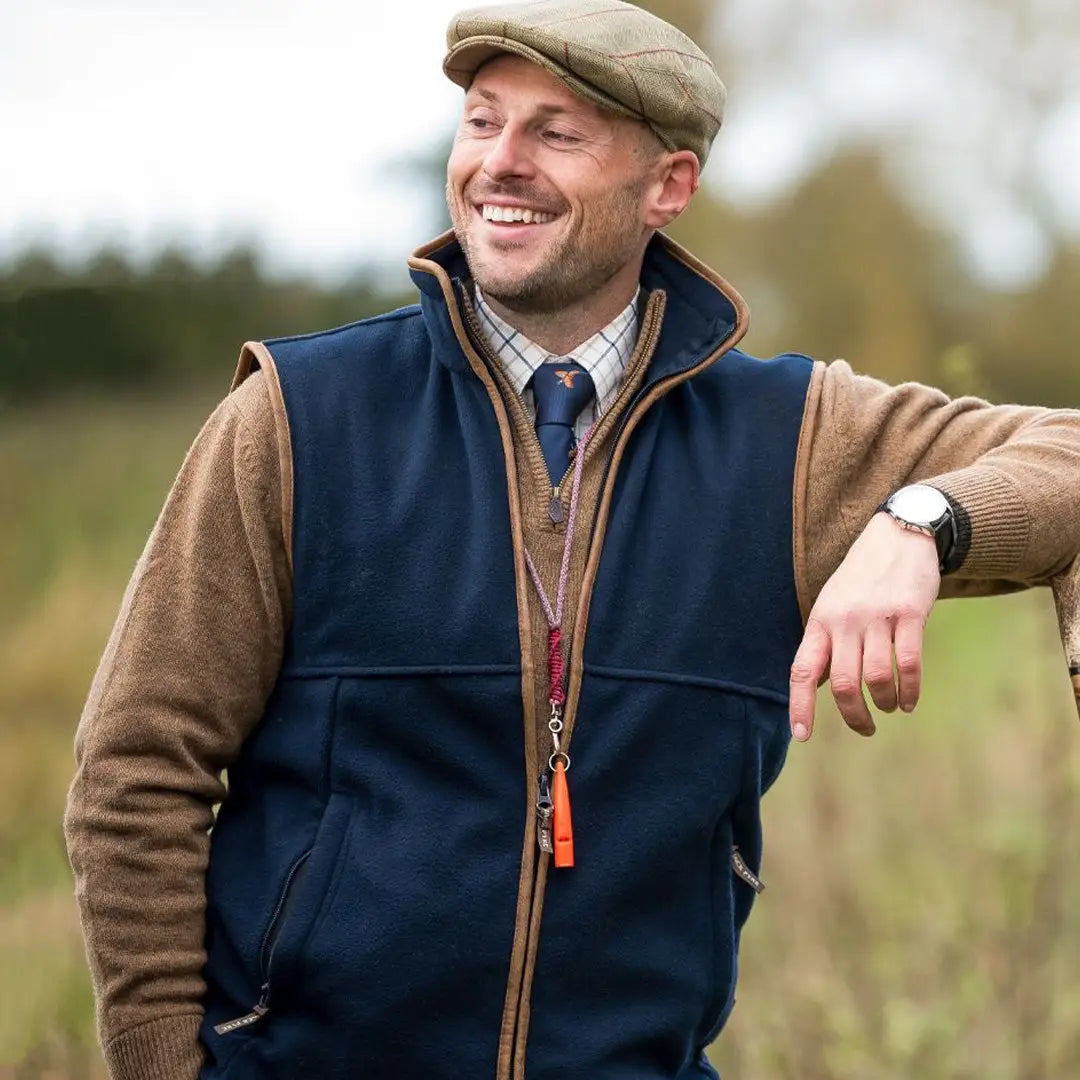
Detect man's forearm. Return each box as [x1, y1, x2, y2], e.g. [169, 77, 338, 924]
[796, 360, 1080, 613]
[64, 373, 291, 1078]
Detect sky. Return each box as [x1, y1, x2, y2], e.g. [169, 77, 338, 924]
[1, 0, 467, 284]
[3, 0, 1080, 291]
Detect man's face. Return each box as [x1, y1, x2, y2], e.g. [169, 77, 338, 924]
[446, 54, 659, 314]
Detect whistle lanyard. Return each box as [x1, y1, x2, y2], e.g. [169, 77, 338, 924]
[522, 421, 595, 869]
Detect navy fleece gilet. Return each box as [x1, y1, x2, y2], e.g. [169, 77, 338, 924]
[198, 236, 813, 1080]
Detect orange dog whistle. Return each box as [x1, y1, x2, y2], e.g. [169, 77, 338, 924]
[552, 761, 574, 868]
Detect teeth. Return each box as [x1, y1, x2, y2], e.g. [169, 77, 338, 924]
[481, 205, 555, 224]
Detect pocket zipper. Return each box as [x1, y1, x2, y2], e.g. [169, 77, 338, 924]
[213, 850, 312, 1036]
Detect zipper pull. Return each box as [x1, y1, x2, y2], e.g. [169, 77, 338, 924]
[548, 485, 564, 524]
[552, 760, 574, 868]
[731, 846, 765, 894]
[536, 772, 554, 854]
[213, 984, 270, 1035]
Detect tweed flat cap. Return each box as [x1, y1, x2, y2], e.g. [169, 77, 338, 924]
[443, 0, 726, 166]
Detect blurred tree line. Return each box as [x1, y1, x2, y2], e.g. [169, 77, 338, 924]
[670, 150, 1080, 408]
[0, 247, 414, 403]
[4, 147, 1079, 408]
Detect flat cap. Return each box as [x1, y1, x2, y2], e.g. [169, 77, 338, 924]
[443, 0, 726, 166]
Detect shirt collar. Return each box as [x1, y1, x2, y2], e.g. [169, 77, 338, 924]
[473, 286, 639, 413]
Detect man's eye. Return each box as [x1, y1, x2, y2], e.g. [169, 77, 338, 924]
[545, 130, 580, 144]
[466, 117, 495, 131]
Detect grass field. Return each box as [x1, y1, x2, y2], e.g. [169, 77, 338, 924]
[2, 387, 1077, 1078]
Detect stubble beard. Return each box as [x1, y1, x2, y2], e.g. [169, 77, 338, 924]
[447, 176, 648, 316]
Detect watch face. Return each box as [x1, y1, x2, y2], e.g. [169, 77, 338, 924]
[889, 484, 949, 527]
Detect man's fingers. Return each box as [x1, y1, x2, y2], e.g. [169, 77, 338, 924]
[829, 626, 876, 736]
[789, 619, 830, 742]
[863, 619, 898, 713]
[894, 612, 925, 712]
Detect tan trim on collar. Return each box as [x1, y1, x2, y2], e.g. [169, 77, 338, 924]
[408, 228, 752, 336]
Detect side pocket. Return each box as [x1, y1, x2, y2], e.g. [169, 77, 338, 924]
[700, 697, 781, 1051]
[259, 850, 312, 990]
[700, 700, 790, 1053]
[730, 700, 788, 932]
[212, 792, 355, 1037]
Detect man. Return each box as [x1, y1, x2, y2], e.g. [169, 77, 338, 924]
[64, 2, 1080, 1078]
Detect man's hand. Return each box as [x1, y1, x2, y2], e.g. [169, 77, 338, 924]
[789, 512, 942, 741]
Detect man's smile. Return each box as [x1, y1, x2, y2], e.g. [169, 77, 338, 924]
[479, 203, 560, 224]
[473, 201, 564, 236]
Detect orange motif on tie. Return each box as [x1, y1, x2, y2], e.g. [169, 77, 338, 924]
[554, 369, 581, 389]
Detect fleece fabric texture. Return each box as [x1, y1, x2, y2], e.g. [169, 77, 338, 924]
[196, 236, 811, 1080]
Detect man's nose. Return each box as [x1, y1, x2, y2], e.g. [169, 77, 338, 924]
[482, 125, 537, 183]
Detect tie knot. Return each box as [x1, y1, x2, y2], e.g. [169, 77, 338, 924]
[531, 361, 596, 427]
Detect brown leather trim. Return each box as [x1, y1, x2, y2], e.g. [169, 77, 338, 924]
[407, 247, 540, 1080]
[511, 856, 550, 1080]
[792, 361, 827, 624]
[233, 341, 295, 574]
[561, 244, 751, 751]
[410, 228, 458, 262]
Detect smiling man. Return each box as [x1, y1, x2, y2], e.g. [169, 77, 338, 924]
[445, 54, 694, 351]
[64, 2, 1080, 1079]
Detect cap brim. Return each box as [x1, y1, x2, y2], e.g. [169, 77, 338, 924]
[443, 36, 641, 125]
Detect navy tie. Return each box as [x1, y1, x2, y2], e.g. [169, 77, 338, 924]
[530, 361, 596, 486]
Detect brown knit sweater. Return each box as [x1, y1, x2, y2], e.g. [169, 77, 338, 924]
[64, 271, 1080, 1080]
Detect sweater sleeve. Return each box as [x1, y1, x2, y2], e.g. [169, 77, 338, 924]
[63, 369, 292, 1080]
[795, 359, 1080, 616]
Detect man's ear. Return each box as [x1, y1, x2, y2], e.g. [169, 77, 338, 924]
[643, 151, 700, 229]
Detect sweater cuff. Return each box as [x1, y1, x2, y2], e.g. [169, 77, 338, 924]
[104, 1013, 205, 1080]
[928, 466, 1031, 577]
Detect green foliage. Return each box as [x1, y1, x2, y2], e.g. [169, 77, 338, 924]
[0, 245, 415, 404]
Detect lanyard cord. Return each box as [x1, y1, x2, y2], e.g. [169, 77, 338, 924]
[522, 421, 595, 708]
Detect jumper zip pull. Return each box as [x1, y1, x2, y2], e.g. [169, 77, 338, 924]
[536, 772, 554, 854]
[548, 485, 564, 524]
[213, 983, 270, 1035]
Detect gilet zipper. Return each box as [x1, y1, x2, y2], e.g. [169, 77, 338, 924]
[507, 301, 747, 1079]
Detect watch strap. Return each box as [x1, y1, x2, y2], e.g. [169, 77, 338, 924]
[877, 488, 958, 574]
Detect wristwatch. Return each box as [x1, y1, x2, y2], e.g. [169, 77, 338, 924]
[879, 484, 956, 572]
